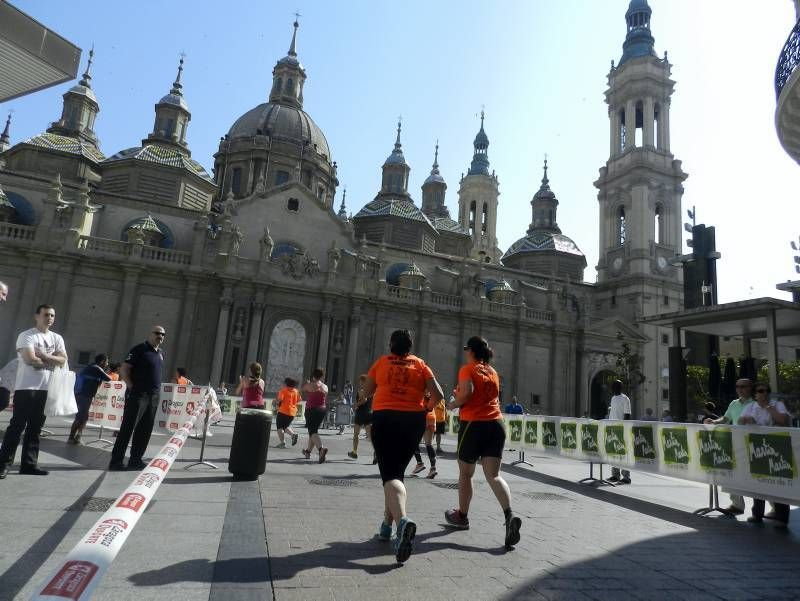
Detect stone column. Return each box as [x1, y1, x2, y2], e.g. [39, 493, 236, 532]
[316, 311, 332, 370]
[247, 292, 266, 364]
[625, 99, 636, 149]
[765, 310, 780, 392]
[344, 306, 361, 384]
[416, 313, 430, 359]
[111, 268, 141, 360]
[643, 97, 655, 148]
[609, 108, 618, 157]
[209, 288, 234, 387]
[661, 101, 671, 152]
[174, 279, 200, 372]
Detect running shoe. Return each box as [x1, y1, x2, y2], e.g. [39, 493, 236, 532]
[291, 433, 299, 446]
[412, 462, 425, 475]
[444, 508, 470, 529]
[504, 515, 522, 549]
[377, 521, 392, 541]
[319, 447, 328, 464]
[276, 442, 286, 449]
[426, 467, 437, 479]
[393, 517, 417, 563]
[347, 451, 358, 459]
[302, 449, 311, 460]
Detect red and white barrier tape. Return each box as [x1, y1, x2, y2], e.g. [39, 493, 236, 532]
[30, 400, 206, 601]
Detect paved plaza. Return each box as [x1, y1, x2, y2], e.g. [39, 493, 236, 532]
[0, 412, 799, 601]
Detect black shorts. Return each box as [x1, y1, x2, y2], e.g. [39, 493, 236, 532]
[305, 407, 326, 435]
[354, 407, 372, 426]
[276, 412, 294, 430]
[457, 419, 506, 464]
[435, 421, 446, 435]
[372, 410, 426, 484]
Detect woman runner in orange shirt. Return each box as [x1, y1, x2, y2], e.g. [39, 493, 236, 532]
[444, 336, 522, 550]
[275, 378, 300, 448]
[363, 329, 444, 564]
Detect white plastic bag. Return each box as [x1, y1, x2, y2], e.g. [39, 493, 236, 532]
[45, 361, 77, 417]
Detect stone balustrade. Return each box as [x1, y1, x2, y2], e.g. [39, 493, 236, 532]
[0, 222, 35, 242]
[140, 245, 191, 266]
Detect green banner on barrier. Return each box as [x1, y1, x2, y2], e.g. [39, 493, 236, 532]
[580, 423, 600, 455]
[524, 420, 538, 445]
[560, 422, 578, 450]
[746, 432, 797, 480]
[661, 427, 690, 465]
[542, 421, 558, 448]
[697, 429, 735, 471]
[604, 424, 626, 457]
[450, 414, 461, 435]
[632, 425, 657, 462]
[507, 418, 524, 444]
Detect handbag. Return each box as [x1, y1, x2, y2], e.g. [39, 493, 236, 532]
[45, 361, 78, 417]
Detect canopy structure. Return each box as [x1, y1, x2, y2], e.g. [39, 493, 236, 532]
[0, 2, 81, 102]
[640, 297, 800, 391]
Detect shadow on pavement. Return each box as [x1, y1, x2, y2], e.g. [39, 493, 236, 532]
[0, 471, 107, 599]
[498, 530, 800, 600]
[163, 475, 233, 485]
[128, 528, 503, 587]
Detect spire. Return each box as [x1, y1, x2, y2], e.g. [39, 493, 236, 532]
[432, 140, 439, 172]
[468, 109, 490, 176]
[0, 112, 11, 152]
[337, 187, 348, 220]
[170, 54, 185, 96]
[528, 156, 560, 234]
[288, 14, 300, 57]
[383, 117, 407, 167]
[619, 0, 656, 65]
[79, 47, 94, 88]
[541, 156, 549, 188]
[395, 117, 402, 149]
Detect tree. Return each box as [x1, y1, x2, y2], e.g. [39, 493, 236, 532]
[757, 360, 800, 397]
[614, 332, 645, 406]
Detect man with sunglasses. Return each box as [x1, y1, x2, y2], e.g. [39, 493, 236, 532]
[738, 383, 792, 527]
[109, 326, 166, 471]
[704, 378, 754, 515]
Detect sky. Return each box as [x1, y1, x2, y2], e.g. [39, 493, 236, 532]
[4, 0, 800, 303]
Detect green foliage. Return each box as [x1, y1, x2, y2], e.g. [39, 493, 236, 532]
[757, 360, 800, 396]
[614, 332, 645, 402]
[687, 365, 711, 412]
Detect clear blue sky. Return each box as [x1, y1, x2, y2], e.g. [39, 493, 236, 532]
[5, 0, 799, 302]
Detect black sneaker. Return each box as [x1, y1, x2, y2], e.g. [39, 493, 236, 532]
[747, 516, 764, 524]
[108, 462, 126, 471]
[19, 466, 49, 476]
[0, 465, 8, 479]
[620, 476, 631, 484]
[505, 516, 522, 549]
[291, 433, 299, 446]
[128, 460, 147, 471]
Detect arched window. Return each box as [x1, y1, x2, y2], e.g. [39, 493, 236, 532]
[231, 167, 242, 195]
[654, 103, 661, 149]
[634, 100, 644, 147]
[618, 108, 626, 151]
[481, 203, 488, 235]
[654, 204, 664, 245]
[469, 201, 477, 236]
[617, 206, 627, 245]
[274, 170, 290, 185]
[286, 78, 294, 94]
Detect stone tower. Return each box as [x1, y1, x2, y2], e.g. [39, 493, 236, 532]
[594, 0, 687, 408]
[458, 111, 501, 262]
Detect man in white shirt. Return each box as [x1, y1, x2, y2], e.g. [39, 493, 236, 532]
[608, 380, 632, 484]
[739, 382, 792, 527]
[0, 304, 67, 479]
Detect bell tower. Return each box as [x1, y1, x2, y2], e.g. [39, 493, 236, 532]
[594, 0, 687, 410]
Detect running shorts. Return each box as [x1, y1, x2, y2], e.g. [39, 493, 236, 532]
[426, 412, 436, 432]
[435, 421, 446, 435]
[372, 409, 426, 484]
[276, 412, 294, 430]
[305, 407, 327, 435]
[354, 406, 372, 426]
[457, 419, 506, 464]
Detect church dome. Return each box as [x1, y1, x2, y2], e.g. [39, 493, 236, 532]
[227, 102, 331, 161]
[501, 231, 584, 261]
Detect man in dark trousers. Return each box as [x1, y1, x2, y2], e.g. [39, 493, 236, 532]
[109, 326, 165, 471]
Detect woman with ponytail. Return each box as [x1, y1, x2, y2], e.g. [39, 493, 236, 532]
[445, 336, 522, 550]
[236, 362, 265, 409]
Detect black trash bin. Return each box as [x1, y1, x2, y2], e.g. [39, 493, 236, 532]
[228, 408, 272, 480]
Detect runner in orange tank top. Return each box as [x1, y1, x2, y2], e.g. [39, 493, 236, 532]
[444, 336, 522, 550]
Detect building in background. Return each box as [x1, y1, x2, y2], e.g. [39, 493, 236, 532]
[0, 2, 684, 417]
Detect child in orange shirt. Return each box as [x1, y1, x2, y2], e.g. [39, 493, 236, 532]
[275, 378, 300, 448]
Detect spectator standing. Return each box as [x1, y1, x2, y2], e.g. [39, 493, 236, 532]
[504, 396, 524, 415]
[608, 380, 632, 484]
[639, 408, 657, 421]
[0, 305, 66, 478]
[108, 326, 166, 471]
[68, 354, 111, 444]
[704, 378, 754, 515]
[739, 383, 792, 527]
[661, 409, 673, 422]
[0, 358, 19, 412]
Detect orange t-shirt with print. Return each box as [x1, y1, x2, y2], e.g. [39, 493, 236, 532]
[277, 386, 300, 417]
[368, 354, 433, 412]
[458, 361, 501, 421]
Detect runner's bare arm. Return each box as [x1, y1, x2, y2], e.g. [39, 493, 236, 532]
[450, 378, 473, 409]
[362, 376, 377, 398]
[424, 377, 444, 409]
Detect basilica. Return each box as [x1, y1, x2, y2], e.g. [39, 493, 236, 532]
[0, 0, 685, 417]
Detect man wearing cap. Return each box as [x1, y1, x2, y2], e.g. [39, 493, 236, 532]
[109, 326, 166, 471]
[703, 378, 754, 515]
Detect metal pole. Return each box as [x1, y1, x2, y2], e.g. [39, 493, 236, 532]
[185, 404, 218, 470]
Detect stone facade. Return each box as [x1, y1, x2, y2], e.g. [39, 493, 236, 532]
[0, 2, 681, 417]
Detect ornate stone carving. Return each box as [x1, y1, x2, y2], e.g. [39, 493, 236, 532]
[231, 225, 243, 257]
[265, 319, 306, 392]
[232, 307, 247, 340]
[278, 251, 320, 280]
[259, 226, 274, 261]
[327, 245, 341, 273]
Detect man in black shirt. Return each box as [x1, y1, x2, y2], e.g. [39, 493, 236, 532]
[109, 326, 165, 471]
[69, 354, 111, 444]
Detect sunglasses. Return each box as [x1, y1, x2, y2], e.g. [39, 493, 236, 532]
[755, 389, 768, 394]
[152, 331, 166, 337]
